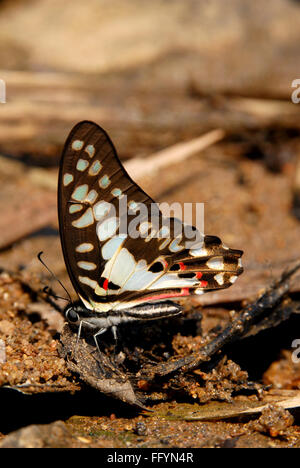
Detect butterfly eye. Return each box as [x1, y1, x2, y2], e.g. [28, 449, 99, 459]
[66, 309, 80, 323]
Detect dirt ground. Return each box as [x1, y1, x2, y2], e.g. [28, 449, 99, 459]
[0, 0, 300, 448]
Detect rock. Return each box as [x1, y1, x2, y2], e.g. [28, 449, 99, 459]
[0, 421, 73, 448]
[0, 339, 6, 364]
[250, 404, 294, 438]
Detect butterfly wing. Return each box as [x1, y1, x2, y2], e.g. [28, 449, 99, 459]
[58, 121, 243, 313]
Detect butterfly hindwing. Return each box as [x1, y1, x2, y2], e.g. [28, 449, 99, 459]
[58, 121, 243, 313]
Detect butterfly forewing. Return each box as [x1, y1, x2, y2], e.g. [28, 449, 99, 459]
[58, 121, 243, 312]
[58, 121, 152, 306]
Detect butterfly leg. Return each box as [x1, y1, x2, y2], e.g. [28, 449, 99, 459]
[74, 320, 90, 358]
[111, 325, 118, 364]
[111, 325, 118, 345]
[74, 320, 88, 359]
[93, 328, 107, 356]
[92, 328, 108, 374]
[76, 321, 83, 348]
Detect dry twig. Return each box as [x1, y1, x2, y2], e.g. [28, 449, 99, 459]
[139, 262, 300, 379]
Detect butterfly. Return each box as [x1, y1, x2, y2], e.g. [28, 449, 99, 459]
[58, 121, 243, 349]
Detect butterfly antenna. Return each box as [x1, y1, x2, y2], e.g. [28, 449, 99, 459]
[37, 251, 72, 303]
[42, 286, 69, 302]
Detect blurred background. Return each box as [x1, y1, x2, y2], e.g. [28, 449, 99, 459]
[0, 0, 300, 304]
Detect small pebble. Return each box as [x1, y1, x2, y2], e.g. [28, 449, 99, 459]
[0, 319, 14, 336]
[134, 422, 147, 436]
[0, 339, 6, 364]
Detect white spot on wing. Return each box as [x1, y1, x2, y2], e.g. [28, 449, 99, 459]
[102, 235, 126, 260]
[72, 184, 89, 202]
[116, 258, 164, 292]
[111, 188, 123, 199]
[159, 239, 171, 250]
[85, 144, 95, 158]
[158, 226, 170, 238]
[128, 200, 138, 212]
[136, 259, 147, 270]
[230, 275, 238, 284]
[122, 270, 160, 291]
[169, 237, 184, 253]
[206, 256, 224, 270]
[85, 190, 98, 204]
[79, 276, 97, 289]
[214, 272, 224, 285]
[77, 261, 97, 271]
[63, 173, 73, 186]
[72, 140, 84, 151]
[99, 175, 111, 189]
[93, 201, 112, 221]
[97, 216, 119, 241]
[94, 285, 106, 296]
[108, 248, 136, 287]
[149, 274, 197, 290]
[139, 221, 151, 236]
[89, 160, 102, 176]
[190, 247, 208, 257]
[69, 204, 83, 214]
[145, 229, 157, 242]
[72, 208, 94, 228]
[76, 159, 89, 171]
[76, 243, 94, 253]
[158, 226, 171, 250]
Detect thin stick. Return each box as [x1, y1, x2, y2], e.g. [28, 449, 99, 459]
[125, 128, 225, 180]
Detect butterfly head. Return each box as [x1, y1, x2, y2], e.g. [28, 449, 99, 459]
[64, 303, 87, 326]
[63, 302, 113, 332]
[65, 307, 80, 326]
